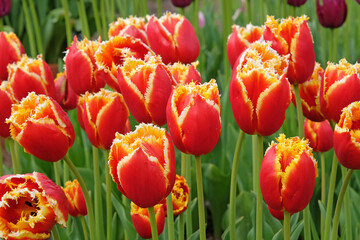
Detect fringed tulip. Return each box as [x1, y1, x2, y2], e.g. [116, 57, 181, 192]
[79, 89, 130, 150]
[7, 55, 56, 101]
[304, 119, 333, 152]
[167, 61, 201, 86]
[334, 101, 360, 169]
[260, 134, 318, 213]
[0, 172, 68, 240]
[0, 81, 16, 138]
[229, 41, 291, 136]
[130, 202, 165, 239]
[320, 59, 360, 123]
[62, 179, 87, 217]
[287, 0, 306, 6]
[0, 32, 25, 81]
[95, 36, 152, 92]
[108, 123, 176, 208]
[64, 36, 105, 95]
[108, 16, 149, 45]
[54, 72, 78, 111]
[263, 16, 315, 85]
[161, 175, 190, 216]
[316, 0, 347, 28]
[117, 55, 174, 126]
[226, 24, 263, 69]
[166, 80, 221, 155]
[146, 13, 200, 64]
[6, 92, 75, 162]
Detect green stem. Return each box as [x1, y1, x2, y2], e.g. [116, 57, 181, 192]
[81, 216, 89, 240]
[156, 0, 162, 17]
[185, 155, 193, 238]
[320, 152, 325, 238]
[179, 7, 185, 16]
[345, 11, 350, 60]
[179, 213, 185, 240]
[178, 152, 186, 240]
[60, 0, 73, 45]
[247, 0, 251, 22]
[0, 139, 3, 176]
[63, 161, 69, 183]
[122, 194, 128, 240]
[284, 211, 291, 240]
[293, 84, 304, 138]
[149, 206, 159, 240]
[166, 193, 175, 240]
[52, 226, 61, 240]
[256, 135, 263, 240]
[143, 0, 149, 15]
[320, 26, 327, 66]
[78, 0, 90, 38]
[108, 0, 115, 28]
[229, 131, 245, 240]
[323, 154, 339, 240]
[91, 0, 102, 38]
[105, 150, 112, 240]
[260, 0, 264, 24]
[222, 0, 231, 86]
[341, 167, 352, 240]
[252, 135, 258, 192]
[22, 0, 37, 57]
[331, 169, 354, 240]
[333, 29, 338, 62]
[54, 161, 62, 186]
[92, 146, 104, 240]
[100, 0, 107, 39]
[9, 139, 20, 174]
[0, 18, 3, 31]
[195, 155, 206, 240]
[81, 131, 91, 168]
[329, 29, 334, 62]
[64, 154, 96, 240]
[28, 0, 44, 54]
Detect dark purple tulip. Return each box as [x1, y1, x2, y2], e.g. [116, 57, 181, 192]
[287, 0, 307, 7]
[0, 0, 11, 17]
[316, 0, 347, 28]
[357, 0, 360, 4]
[171, 0, 193, 8]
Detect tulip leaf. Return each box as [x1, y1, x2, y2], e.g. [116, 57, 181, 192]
[290, 212, 299, 232]
[221, 216, 244, 240]
[186, 229, 200, 240]
[318, 200, 326, 220]
[290, 220, 304, 240]
[111, 193, 136, 240]
[272, 228, 283, 240]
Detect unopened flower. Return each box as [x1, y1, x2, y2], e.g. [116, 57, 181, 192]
[316, 0, 347, 28]
[62, 179, 87, 217]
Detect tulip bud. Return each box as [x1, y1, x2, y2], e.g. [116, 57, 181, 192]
[167, 61, 202, 86]
[260, 134, 318, 213]
[146, 13, 200, 64]
[108, 16, 149, 45]
[0, 172, 69, 240]
[130, 202, 165, 239]
[334, 101, 360, 169]
[54, 71, 78, 111]
[0, 81, 16, 138]
[171, 0, 193, 8]
[316, 0, 347, 28]
[0, 32, 25, 81]
[6, 92, 75, 162]
[62, 179, 87, 217]
[287, 0, 306, 7]
[0, 0, 11, 17]
[304, 119, 333, 152]
[108, 123, 176, 208]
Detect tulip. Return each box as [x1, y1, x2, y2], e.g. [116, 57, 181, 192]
[79, 89, 130, 150]
[0, 81, 16, 138]
[316, 0, 347, 28]
[198, 11, 205, 28]
[6, 92, 75, 162]
[130, 202, 165, 239]
[146, 13, 200, 64]
[161, 175, 190, 216]
[263, 16, 315, 85]
[108, 16, 149, 45]
[260, 134, 318, 213]
[320, 59, 360, 123]
[62, 179, 87, 217]
[171, 0, 193, 8]
[0, 0, 11, 17]
[54, 71, 78, 111]
[226, 24, 263, 69]
[298, 62, 325, 122]
[268, 205, 285, 220]
[166, 79, 221, 155]
[7, 55, 56, 101]
[334, 101, 360, 169]
[304, 119, 333, 152]
[287, 0, 306, 6]
[95, 35, 152, 92]
[64, 36, 105, 95]
[167, 61, 201, 86]
[108, 123, 176, 208]
[0, 32, 25, 81]
[229, 41, 291, 136]
[0, 172, 68, 240]
[117, 55, 174, 126]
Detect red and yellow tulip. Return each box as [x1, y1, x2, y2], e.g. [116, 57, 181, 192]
[304, 119, 333, 152]
[167, 61, 202, 86]
[108, 16, 149, 45]
[0, 81, 16, 138]
[54, 71, 78, 111]
[62, 179, 87, 217]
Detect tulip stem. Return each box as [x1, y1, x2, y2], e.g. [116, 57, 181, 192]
[229, 130, 245, 240]
[0, 18, 3, 31]
[284, 211, 291, 240]
[195, 155, 206, 240]
[91, 0, 103, 38]
[92, 146, 104, 240]
[331, 169, 354, 240]
[179, 153, 186, 240]
[63, 161, 69, 183]
[156, 0, 162, 17]
[185, 155, 193, 237]
[22, 0, 37, 57]
[60, 0, 73, 45]
[105, 150, 112, 240]
[149, 206, 159, 240]
[64, 154, 96, 240]
[52, 226, 61, 240]
[222, 0, 231, 86]
[122, 194, 129, 240]
[54, 161, 62, 185]
[320, 152, 325, 238]
[179, 213, 185, 240]
[9, 139, 20, 174]
[100, 0, 107, 40]
[247, 0, 251, 22]
[341, 166, 352, 240]
[0, 140, 3, 176]
[28, 0, 44, 54]
[166, 193, 175, 240]
[81, 216, 89, 240]
[255, 135, 263, 240]
[252, 135, 258, 192]
[77, 0, 90, 38]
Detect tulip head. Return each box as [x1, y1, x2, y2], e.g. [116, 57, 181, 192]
[0, 0, 11, 17]
[167, 175, 190, 216]
[54, 72, 78, 111]
[0, 172, 68, 240]
[171, 0, 193, 8]
[320, 59, 360, 123]
[167, 80, 221, 155]
[287, 0, 306, 6]
[334, 101, 360, 169]
[6, 92, 75, 162]
[0, 32, 25, 81]
[0, 81, 16, 138]
[108, 16, 149, 45]
[229, 41, 291, 136]
[62, 179, 87, 217]
[146, 13, 200, 64]
[316, 0, 347, 28]
[260, 134, 318, 213]
[109, 123, 176, 208]
[304, 119, 333, 152]
[167, 61, 202, 86]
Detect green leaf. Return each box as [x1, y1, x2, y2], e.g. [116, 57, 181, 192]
[290, 220, 304, 240]
[111, 193, 136, 239]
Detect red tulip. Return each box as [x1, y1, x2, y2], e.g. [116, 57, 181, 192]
[260, 134, 318, 213]
[79, 89, 130, 149]
[117, 55, 174, 126]
[62, 179, 87, 217]
[0, 32, 25, 81]
[320, 59, 360, 123]
[6, 92, 75, 162]
[167, 80, 221, 155]
[267, 205, 285, 220]
[334, 101, 360, 169]
[108, 123, 176, 208]
[64, 36, 105, 95]
[7, 55, 56, 101]
[146, 13, 200, 64]
[316, 0, 347, 28]
[167, 61, 202, 86]
[130, 202, 165, 239]
[229, 41, 291, 136]
[304, 118, 333, 152]
[54, 71, 78, 111]
[0, 172, 68, 240]
[226, 24, 263, 69]
[108, 16, 149, 45]
[0, 0, 11, 17]
[287, 0, 306, 6]
[161, 175, 190, 216]
[263, 16, 315, 85]
[0, 81, 16, 138]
